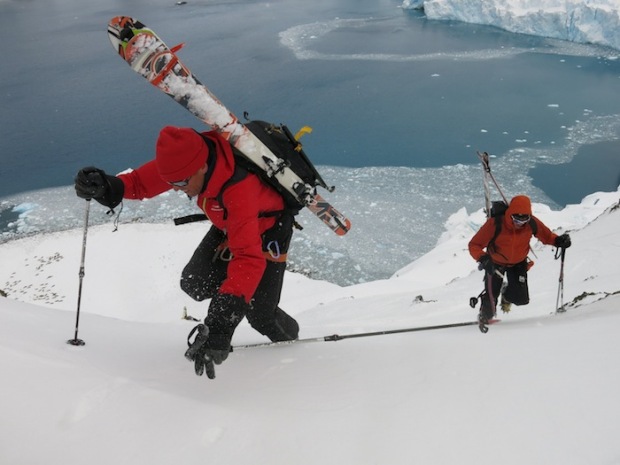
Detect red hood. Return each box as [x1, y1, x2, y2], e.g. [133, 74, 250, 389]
[506, 195, 532, 217]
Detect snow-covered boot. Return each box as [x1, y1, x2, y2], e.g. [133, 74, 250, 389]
[500, 294, 512, 313]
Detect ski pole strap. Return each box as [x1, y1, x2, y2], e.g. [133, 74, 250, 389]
[554, 246, 567, 261]
[186, 324, 201, 347]
[185, 323, 210, 360]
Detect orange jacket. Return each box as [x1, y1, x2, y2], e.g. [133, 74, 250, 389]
[469, 196, 558, 266]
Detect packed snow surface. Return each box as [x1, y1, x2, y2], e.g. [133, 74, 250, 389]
[1, 186, 619, 465]
[2, 2, 620, 462]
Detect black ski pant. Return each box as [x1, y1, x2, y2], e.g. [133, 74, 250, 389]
[480, 260, 530, 319]
[180, 215, 299, 342]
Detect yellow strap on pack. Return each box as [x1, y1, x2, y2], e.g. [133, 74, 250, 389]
[294, 126, 313, 141]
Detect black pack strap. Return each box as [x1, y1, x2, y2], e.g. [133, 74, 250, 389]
[258, 210, 285, 218]
[174, 214, 208, 226]
[217, 164, 249, 220]
[199, 134, 218, 195]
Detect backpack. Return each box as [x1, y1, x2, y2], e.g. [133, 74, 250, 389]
[487, 200, 538, 252]
[218, 120, 331, 216]
[173, 120, 330, 226]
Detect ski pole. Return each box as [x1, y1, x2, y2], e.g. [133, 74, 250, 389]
[67, 200, 91, 346]
[555, 247, 566, 313]
[232, 320, 486, 350]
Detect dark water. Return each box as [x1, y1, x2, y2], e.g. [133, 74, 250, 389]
[2, 0, 620, 285]
[531, 140, 620, 205]
[1, 0, 620, 203]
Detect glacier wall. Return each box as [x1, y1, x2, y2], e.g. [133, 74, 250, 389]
[402, 0, 620, 51]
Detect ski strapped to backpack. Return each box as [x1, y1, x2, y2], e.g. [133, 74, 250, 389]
[476, 151, 538, 252]
[225, 119, 334, 213]
[107, 16, 351, 236]
[173, 119, 333, 226]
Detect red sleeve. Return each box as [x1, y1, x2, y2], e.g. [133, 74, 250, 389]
[469, 218, 495, 261]
[217, 179, 266, 303]
[118, 159, 171, 200]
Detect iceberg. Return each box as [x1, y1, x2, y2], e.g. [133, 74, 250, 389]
[403, 0, 620, 51]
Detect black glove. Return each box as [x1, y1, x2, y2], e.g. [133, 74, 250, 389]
[185, 324, 230, 379]
[74, 166, 124, 209]
[478, 254, 495, 273]
[554, 233, 571, 249]
[184, 293, 249, 379]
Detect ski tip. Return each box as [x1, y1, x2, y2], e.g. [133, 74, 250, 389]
[108, 16, 141, 36]
[333, 218, 352, 236]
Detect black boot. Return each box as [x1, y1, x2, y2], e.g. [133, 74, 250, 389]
[248, 307, 299, 342]
[272, 307, 299, 342]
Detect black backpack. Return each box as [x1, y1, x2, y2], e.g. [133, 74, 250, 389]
[222, 120, 332, 215]
[487, 200, 538, 252]
[173, 120, 332, 225]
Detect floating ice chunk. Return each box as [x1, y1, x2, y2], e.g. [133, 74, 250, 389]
[13, 203, 37, 214]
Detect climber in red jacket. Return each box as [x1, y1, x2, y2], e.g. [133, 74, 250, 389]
[75, 126, 299, 379]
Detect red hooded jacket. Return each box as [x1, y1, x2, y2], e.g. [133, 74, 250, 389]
[118, 131, 285, 303]
[469, 195, 558, 266]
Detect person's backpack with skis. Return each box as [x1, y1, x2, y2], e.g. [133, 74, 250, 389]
[176, 119, 335, 229]
[468, 152, 572, 332]
[234, 120, 332, 212]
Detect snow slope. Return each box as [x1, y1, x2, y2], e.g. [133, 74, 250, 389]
[1, 187, 619, 465]
[403, 0, 620, 51]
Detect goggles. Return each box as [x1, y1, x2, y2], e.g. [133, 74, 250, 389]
[168, 177, 191, 187]
[511, 213, 531, 226]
